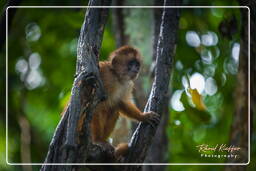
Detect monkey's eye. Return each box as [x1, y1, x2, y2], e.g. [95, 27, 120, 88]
[128, 60, 140, 67]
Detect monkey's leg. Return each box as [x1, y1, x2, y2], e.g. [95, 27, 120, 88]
[91, 113, 115, 155]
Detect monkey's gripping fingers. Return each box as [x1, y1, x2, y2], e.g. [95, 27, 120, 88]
[143, 111, 160, 128]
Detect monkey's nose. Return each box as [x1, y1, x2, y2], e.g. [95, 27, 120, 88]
[130, 66, 139, 73]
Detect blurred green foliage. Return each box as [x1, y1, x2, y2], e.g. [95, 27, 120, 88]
[168, 7, 240, 165]
[1, 0, 254, 171]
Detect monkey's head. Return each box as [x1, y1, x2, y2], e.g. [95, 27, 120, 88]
[110, 46, 142, 81]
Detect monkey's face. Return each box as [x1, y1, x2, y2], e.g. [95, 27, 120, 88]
[110, 46, 142, 81]
[127, 59, 141, 80]
[112, 56, 141, 81]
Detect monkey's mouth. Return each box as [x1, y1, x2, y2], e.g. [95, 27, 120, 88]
[129, 72, 139, 79]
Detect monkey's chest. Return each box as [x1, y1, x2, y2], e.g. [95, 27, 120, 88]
[109, 81, 133, 104]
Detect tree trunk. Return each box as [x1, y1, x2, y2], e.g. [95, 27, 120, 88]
[249, 0, 256, 139]
[122, 0, 181, 170]
[41, 0, 111, 170]
[112, 0, 127, 48]
[143, 1, 171, 171]
[143, 101, 170, 171]
[224, 1, 254, 171]
[152, 0, 164, 62]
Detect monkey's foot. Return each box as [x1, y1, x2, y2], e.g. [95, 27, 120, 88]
[115, 143, 129, 158]
[96, 141, 115, 156]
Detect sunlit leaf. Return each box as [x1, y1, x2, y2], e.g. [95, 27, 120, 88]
[188, 88, 207, 111]
[180, 90, 211, 123]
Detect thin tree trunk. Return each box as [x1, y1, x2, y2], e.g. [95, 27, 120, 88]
[112, 0, 127, 48]
[224, 1, 252, 171]
[249, 0, 256, 141]
[152, 0, 164, 62]
[18, 68, 32, 171]
[143, 1, 171, 171]
[143, 101, 170, 170]
[122, 0, 181, 170]
[41, 0, 111, 170]
[18, 116, 32, 171]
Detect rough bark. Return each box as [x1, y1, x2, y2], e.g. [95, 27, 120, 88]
[41, 0, 111, 170]
[143, 1, 171, 171]
[224, 1, 253, 171]
[152, 0, 164, 62]
[122, 0, 181, 170]
[143, 101, 170, 171]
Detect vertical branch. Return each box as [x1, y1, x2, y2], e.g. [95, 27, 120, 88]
[144, 1, 171, 171]
[249, 2, 256, 150]
[18, 116, 32, 171]
[225, 1, 255, 170]
[112, 0, 127, 48]
[224, 2, 250, 171]
[41, 0, 111, 170]
[152, 0, 164, 63]
[246, 0, 256, 137]
[123, 0, 181, 169]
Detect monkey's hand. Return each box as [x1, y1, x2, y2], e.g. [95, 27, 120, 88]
[142, 111, 160, 128]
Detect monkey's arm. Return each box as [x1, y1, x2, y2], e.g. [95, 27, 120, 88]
[118, 101, 144, 120]
[118, 101, 160, 126]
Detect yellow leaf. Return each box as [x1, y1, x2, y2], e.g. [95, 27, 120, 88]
[188, 88, 207, 111]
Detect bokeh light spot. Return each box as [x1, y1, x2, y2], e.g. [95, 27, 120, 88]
[186, 31, 201, 47]
[171, 90, 185, 112]
[205, 77, 218, 96]
[190, 72, 205, 94]
[25, 22, 41, 42]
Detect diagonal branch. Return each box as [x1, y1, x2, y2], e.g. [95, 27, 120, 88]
[41, 0, 111, 170]
[123, 0, 181, 170]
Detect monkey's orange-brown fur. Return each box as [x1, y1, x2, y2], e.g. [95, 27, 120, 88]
[75, 46, 159, 158]
[89, 46, 159, 158]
